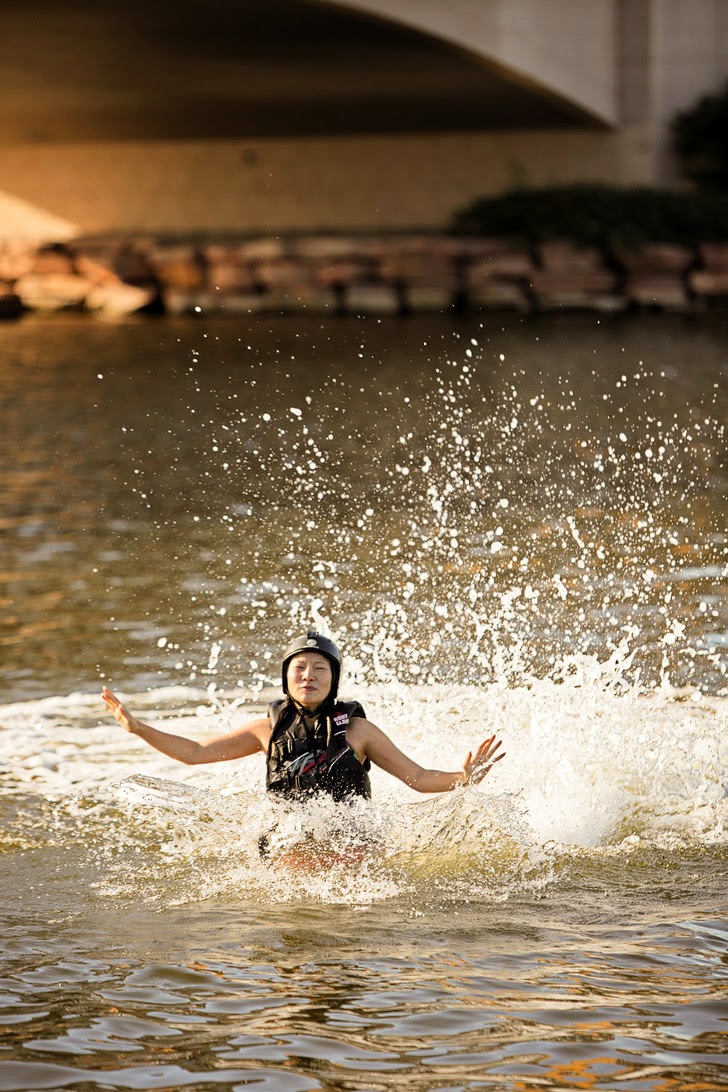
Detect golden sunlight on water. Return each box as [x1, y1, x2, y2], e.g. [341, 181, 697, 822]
[0, 312, 726, 1091]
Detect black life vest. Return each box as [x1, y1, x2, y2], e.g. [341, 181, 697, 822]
[265, 698, 371, 802]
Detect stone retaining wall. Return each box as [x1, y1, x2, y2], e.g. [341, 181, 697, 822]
[1, 235, 727, 320]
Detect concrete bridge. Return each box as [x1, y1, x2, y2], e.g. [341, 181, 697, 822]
[1, 0, 726, 238]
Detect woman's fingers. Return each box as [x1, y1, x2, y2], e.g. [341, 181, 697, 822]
[101, 686, 119, 708]
[477, 734, 499, 756]
[478, 736, 503, 762]
[101, 687, 135, 732]
[465, 736, 506, 784]
[102, 690, 122, 717]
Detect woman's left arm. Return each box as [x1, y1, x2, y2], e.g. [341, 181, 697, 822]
[350, 719, 504, 793]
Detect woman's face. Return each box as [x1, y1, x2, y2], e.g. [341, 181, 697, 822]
[286, 652, 333, 709]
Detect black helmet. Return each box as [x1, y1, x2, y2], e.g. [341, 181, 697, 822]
[281, 630, 341, 699]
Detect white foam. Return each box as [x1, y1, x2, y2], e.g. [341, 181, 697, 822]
[2, 672, 725, 855]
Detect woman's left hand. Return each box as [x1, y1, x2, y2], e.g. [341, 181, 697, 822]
[462, 735, 505, 785]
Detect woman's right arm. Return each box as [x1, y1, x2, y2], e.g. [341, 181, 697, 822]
[101, 687, 268, 765]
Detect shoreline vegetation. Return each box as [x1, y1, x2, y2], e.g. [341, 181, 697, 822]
[2, 187, 728, 320]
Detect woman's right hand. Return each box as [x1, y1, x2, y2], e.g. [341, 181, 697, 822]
[101, 686, 140, 734]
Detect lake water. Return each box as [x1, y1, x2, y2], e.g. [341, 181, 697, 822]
[1, 311, 726, 1091]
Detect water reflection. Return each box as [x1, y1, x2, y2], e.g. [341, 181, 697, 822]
[1, 900, 726, 1090]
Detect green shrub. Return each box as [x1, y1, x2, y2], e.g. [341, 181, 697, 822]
[672, 81, 728, 191]
[449, 184, 728, 248]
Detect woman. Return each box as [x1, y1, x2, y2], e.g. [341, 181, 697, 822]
[101, 631, 505, 801]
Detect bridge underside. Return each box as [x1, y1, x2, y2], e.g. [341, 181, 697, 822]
[0, 0, 602, 145]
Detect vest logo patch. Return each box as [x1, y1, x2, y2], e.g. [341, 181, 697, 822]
[333, 712, 349, 727]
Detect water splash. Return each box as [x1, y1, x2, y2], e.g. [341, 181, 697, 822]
[0, 670, 724, 906]
[2, 316, 726, 905]
[113, 325, 726, 699]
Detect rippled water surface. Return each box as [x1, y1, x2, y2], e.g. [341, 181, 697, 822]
[1, 312, 726, 1090]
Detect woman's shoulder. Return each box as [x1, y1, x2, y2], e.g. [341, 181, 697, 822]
[343, 710, 377, 739]
[336, 698, 366, 717]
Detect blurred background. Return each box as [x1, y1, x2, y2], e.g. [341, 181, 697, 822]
[1, 0, 727, 239]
